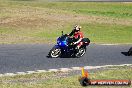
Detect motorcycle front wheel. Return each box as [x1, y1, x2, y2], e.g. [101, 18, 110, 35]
[49, 47, 61, 58]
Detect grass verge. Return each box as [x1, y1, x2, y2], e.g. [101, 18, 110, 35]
[0, 0, 132, 44]
[0, 66, 132, 88]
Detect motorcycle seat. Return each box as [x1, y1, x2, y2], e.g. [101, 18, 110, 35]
[82, 38, 90, 43]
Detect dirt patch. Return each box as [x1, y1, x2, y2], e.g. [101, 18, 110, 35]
[0, 16, 60, 28]
[0, 7, 132, 29]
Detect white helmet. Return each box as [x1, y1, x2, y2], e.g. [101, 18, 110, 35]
[74, 25, 81, 31]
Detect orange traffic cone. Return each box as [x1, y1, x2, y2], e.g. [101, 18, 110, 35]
[79, 67, 91, 86]
[81, 67, 89, 78]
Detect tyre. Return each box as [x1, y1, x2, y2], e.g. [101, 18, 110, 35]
[49, 47, 61, 58]
[128, 47, 132, 56]
[80, 77, 90, 86]
[75, 47, 86, 58]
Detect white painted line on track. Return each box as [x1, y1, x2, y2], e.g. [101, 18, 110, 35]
[36, 70, 47, 73]
[71, 67, 80, 70]
[0, 64, 131, 77]
[26, 71, 37, 74]
[0, 74, 4, 77]
[84, 66, 104, 69]
[16, 72, 28, 75]
[4, 73, 16, 76]
[48, 69, 59, 72]
[59, 68, 72, 72]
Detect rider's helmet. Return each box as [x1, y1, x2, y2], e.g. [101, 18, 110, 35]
[74, 25, 81, 32]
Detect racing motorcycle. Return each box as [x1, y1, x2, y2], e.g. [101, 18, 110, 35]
[48, 31, 90, 58]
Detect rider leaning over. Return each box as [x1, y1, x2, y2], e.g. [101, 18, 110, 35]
[68, 25, 84, 51]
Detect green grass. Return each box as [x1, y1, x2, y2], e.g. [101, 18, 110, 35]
[1, 1, 132, 19]
[0, 0, 132, 44]
[0, 66, 131, 88]
[82, 23, 132, 43]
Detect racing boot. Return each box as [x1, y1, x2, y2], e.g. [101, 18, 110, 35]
[75, 46, 79, 53]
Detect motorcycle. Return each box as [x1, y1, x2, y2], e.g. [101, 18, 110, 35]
[48, 31, 90, 58]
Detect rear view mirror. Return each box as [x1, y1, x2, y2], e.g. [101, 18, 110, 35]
[61, 31, 63, 35]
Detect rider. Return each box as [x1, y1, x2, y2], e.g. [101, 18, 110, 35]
[68, 25, 84, 51]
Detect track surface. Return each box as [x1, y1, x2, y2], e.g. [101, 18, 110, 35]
[0, 44, 131, 74]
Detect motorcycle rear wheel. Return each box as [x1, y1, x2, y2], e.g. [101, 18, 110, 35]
[75, 47, 86, 58]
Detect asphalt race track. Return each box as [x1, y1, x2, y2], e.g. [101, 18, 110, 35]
[0, 44, 131, 74]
